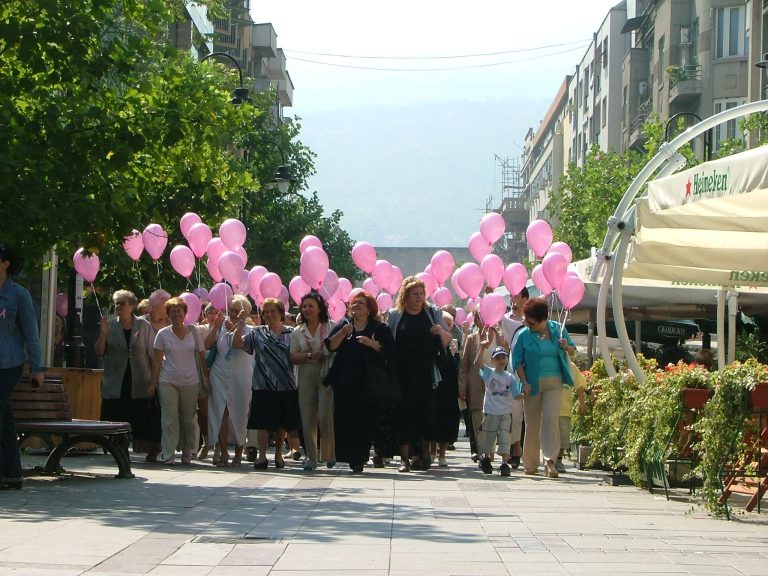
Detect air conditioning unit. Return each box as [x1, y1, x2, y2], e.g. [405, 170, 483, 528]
[639, 80, 647, 95]
[680, 27, 690, 45]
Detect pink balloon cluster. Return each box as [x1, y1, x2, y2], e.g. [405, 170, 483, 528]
[73, 248, 100, 283]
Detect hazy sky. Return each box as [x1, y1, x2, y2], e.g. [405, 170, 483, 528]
[251, 1, 624, 247]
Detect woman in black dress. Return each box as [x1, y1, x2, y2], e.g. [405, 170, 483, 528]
[386, 276, 452, 472]
[325, 291, 395, 473]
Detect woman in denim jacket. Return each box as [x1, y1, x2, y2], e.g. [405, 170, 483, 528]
[0, 244, 43, 490]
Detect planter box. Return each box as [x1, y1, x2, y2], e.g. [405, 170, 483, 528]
[681, 388, 712, 410]
[748, 383, 768, 411]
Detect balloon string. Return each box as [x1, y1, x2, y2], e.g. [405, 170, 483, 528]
[155, 261, 163, 290]
[92, 283, 103, 319]
[559, 309, 570, 339]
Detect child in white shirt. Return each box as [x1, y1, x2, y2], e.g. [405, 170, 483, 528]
[478, 345, 521, 476]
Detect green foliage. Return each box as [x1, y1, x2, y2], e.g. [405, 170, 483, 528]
[695, 359, 768, 516]
[0, 0, 358, 297]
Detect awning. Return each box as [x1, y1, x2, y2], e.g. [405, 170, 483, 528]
[621, 15, 649, 34]
[567, 319, 699, 344]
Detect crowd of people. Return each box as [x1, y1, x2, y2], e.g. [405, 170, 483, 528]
[0, 241, 586, 487]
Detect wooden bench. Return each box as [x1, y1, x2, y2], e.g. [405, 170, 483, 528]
[11, 374, 134, 479]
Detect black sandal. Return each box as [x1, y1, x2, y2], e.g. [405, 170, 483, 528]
[254, 460, 268, 470]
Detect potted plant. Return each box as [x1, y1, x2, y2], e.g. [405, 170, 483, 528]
[695, 359, 768, 517]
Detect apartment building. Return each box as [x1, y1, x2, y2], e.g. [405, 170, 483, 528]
[622, 0, 750, 154]
[568, 2, 629, 166]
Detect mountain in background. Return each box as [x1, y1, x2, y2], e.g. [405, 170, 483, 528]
[294, 97, 549, 248]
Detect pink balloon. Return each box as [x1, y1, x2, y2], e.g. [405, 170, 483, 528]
[142, 224, 167, 261]
[300, 246, 330, 290]
[236, 246, 248, 267]
[558, 274, 586, 310]
[465, 297, 477, 313]
[503, 263, 528, 297]
[206, 257, 223, 283]
[279, 285, 290, 308]
[337, 278, 353, 302]
[451, 267, 468, 299]
[193, 286, 209, 302]
[480, 212, 506, 244]
[362, 278, 380, 296]
[187, 223, 212, 258]
[349, 287, 365, 301]
[468, 231, 492, 263]
[300, 235, 322, 254]
[430, 250, 455, 285]
[467, 312, 475, 327]
[259, 272, 282, 299]
[248, 266, 268, 297]
[416, 272, 438, 299]
[480, 254, 504, 289]
[387, 265, 404, 296]
[372, 260, 394, 291]
[289, 276, 311, 305]
[219, 218, 246, 251]
[170, 245, 196, 279]
[55, 293, 68, 318]
[180, 213, 202, 239]
[351, 241, 377, 274]
[73, 248, 100, 283]
[457, 262, 485, 299]
[209, 283, 233, 312]
[235, 269, 250, 294]
[206, 238, 227, 265]
[122, 230, 144, 261]
[432, 286, 453, 307]
[542, 252, 568, 291]
[454, 307, 467, 326]
[548, 241, 573, 264]
[179, 292, 202, 325]
[479, 293, 506, 327]
[376, 292, 393, 312]
[327, 298, 347, 322]
[320, 269, 339, 301]
[526, 220, 553, 258]
[532, 263, 553, 295]
[218, 251, 245, 286]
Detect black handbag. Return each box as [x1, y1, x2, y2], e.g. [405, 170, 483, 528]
[363, 353, 402, 408]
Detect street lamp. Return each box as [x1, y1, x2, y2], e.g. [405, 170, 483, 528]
[258, 138, 296, 195]
[200, 51, 252, 105]
[664, 112, 711, 161]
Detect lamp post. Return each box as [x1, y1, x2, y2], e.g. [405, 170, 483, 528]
[200, 51, 252, 105]
[664, 112, 711, 161]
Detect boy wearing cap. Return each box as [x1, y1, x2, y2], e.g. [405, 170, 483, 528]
[478, 345, 520, 476]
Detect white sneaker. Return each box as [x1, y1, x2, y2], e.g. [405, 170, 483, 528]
[438, 456, 448, 467]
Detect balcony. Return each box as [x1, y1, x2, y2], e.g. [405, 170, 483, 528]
[668, 65, 703, 105]
[628, 98, 652, 150]
[266, 48, 287, 81]
[276, 71, 294, 107]
[250, 23, 277, 58]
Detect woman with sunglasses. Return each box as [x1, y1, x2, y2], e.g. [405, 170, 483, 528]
[511, 297, 576, 477]
[325, 291, 395, 473]
[95, 290, 159, 461]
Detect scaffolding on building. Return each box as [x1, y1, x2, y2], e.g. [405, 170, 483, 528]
[487, 155, 529, 264]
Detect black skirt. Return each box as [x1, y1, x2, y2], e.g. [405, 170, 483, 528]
[248, 389, 300, 432]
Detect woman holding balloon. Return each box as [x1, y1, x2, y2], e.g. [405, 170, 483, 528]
[387, 276, 452, 472]
[511, 297, 576, 478]
[290, 291, 336, 470]
[95, 290, 159, 461]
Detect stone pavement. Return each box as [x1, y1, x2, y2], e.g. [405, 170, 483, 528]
[3, 436, 768, 576]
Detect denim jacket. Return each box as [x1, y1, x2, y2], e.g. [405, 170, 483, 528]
[0, 279, 42, 373]
[511, 319, 574, 396]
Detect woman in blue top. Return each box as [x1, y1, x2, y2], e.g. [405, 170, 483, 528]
[512, 297, 575, 478]
[0, 244, 43, 490]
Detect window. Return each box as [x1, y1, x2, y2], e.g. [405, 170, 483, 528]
[602, 96, 608, 128]
[602, 38, 608, 68]
[658, 36, 665, 87]
[690, 18, 699, 64]
[716, 7, 746, 58]
[713, 98, 746, 147]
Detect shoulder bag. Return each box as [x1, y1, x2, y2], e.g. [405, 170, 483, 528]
[363, 349, 401, 408]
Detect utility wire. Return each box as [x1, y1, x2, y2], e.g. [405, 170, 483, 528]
[287, 44, 590, 72]
[284, 39, 590, 60]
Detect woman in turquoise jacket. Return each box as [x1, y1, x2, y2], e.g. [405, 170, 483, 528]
[512, 297, 575, 477]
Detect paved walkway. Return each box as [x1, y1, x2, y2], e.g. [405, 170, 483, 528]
[3, 437, 768, 576]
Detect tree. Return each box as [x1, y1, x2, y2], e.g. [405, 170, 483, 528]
[0, 0, 358, 298]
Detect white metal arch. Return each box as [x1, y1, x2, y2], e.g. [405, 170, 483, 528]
[591, 100, 768, 381]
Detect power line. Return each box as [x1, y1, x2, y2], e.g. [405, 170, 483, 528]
[284, 39, 590, 60]
[288, 45, 590, 72]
